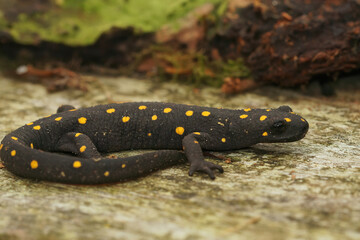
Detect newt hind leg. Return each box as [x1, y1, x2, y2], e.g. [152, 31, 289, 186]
[55, 132, 101, 159]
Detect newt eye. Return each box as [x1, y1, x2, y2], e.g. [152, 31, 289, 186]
[273, 121, 284, 128]
[272, 120, 287, 132]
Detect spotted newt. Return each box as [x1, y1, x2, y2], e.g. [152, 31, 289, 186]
[0, 102, 309, 184]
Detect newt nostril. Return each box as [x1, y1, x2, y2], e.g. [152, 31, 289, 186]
[302, 122, 309, 134]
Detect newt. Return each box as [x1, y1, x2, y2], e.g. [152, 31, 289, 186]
[0, 102, 309, 184]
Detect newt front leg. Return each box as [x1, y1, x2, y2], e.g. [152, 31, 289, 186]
[182, 132, 224, 179]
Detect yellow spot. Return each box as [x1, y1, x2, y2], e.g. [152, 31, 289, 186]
[78, 117, 87, 124]
[194, 140, 199, 144]
[194, 132, 200, 135]
[30, 160, 38, 169]
[148, 133, 152, 136]
[266, 109, 271, 111]
[104, 171, 110, 177]
[80, 145, 86, 153]
[152, 115, 157, 121]
[122, 164, 126, 168]
[107, 108, 115, 114]
[301, 118, 306, 122]
[75, 133, 82, 137]
[27, 122, 34, 126]
[33, 125, 41, 130]
[122, 116, 130, 122]
[55, 117, 62, 121]
[260, 115, 267, 121]
[69, 109, 77, 111]
[164, 108, 172, 113]
[221, 138, 226, 143]
[263, 132, 268, 136]
[202, 111, 211, 117]
[61, 171, 66, 177]
[0, 144, 3, 150]
[284, 118, 292, 122]
[244, 108, 251, 112]
[73, 161, 82, 168]
[44, 115, 51, 118]
[30, 143, 34, 149]
[176, 127, 185, 135]
[138, 105, 147, 110]
[11, 150, 16, 156]
[185, 110, 193, 116]
[291, 112, 295, 114]
[11, 137, 18, 141]
[240, 114, 248, 119]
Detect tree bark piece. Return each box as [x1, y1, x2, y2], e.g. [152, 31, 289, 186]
[217, 0, 360, 86]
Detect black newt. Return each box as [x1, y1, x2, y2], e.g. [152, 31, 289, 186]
[0, 102, 309, 184]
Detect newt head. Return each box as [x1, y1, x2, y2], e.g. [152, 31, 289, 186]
[258, 105, 309, 143]
[230, 105, 309, 146]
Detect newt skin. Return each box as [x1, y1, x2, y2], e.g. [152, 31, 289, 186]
[0, 102, 309, 184]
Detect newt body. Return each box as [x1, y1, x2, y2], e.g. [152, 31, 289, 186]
[0, 102, 308, 184]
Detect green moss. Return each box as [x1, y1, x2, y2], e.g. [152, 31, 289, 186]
[127, 45, 250, 87]
[2, 0, 225, 45]
[0, 12, 7, 29]
[193, 57, 252, 87]
[220, 58, 252, 79]
[175, 55, 251, 87]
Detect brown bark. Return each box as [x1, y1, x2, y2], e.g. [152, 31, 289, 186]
[215, 0, 360, 86]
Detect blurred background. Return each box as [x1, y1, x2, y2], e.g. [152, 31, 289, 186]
[0, 0, 358, 93]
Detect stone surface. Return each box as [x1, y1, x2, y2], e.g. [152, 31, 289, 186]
[0, 74, 359, 240]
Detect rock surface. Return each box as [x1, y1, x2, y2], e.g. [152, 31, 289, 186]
[0, 74, 359, 240]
